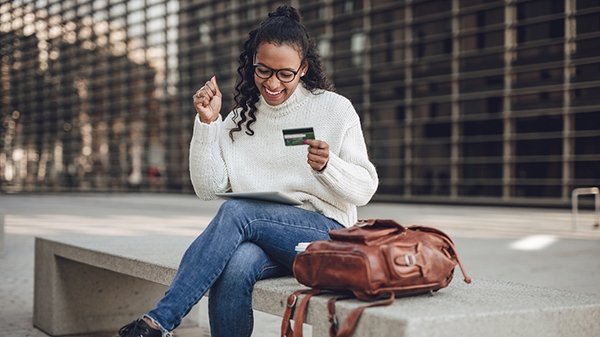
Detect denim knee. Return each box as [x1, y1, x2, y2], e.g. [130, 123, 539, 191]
[208, 243, 270, 337]
[217, 199, 251, 218]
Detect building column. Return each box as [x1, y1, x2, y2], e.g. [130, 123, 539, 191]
[404, 0, 414, 199]
[362, 0, 373, 146]
[450, 0, 461, 199]
[503, 0, 517, 200]
[563, 0, 576, 200]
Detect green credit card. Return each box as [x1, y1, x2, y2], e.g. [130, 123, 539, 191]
[282, 127, 315, 146]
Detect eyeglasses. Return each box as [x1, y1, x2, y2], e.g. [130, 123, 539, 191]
[253, 62, 303, 83]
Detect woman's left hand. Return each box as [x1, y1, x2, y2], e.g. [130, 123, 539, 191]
[305, 139, 329, 171]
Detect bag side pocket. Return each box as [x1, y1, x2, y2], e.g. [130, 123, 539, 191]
[293, 244, 373, 292]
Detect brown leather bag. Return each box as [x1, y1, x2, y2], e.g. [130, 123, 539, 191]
[281, 219, 471, 337]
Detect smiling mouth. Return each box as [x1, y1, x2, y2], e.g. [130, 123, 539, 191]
[265, 88, 282, 96]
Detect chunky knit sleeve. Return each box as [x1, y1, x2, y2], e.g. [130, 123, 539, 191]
[313, 117, 379, 206]
[189, 115, 230, 200]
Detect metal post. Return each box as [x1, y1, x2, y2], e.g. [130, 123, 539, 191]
[571, 187, 600, 231]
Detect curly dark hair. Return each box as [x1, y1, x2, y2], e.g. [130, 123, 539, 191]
[230, 5, 334, 140]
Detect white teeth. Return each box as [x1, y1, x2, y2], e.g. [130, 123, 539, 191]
[265, 88, 281, 95]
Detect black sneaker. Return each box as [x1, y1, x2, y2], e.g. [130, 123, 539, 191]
[118, 318, 162, 337]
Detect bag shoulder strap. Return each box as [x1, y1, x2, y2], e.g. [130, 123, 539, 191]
[282, 290, 396, 337]
[328, 293, 395, 337]
[281, 289, 321, 337]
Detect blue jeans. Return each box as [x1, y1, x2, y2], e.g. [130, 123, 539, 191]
[146, 199, 343, 336]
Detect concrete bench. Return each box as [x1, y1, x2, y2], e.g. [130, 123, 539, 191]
[34, 235, 600, 337]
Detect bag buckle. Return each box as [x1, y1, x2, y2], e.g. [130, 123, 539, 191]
[404, 253, 417, 266]
[286, 294, 298, 308]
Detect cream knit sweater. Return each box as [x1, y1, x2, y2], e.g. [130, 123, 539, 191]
[189, 84, 379, 227]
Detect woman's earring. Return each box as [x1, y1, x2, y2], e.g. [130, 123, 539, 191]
[301, 72, 305, 77]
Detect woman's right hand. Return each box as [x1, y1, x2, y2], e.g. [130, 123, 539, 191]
[193, 76, 222, 123]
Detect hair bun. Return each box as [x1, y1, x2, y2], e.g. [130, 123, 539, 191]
[268, 5, 301, 22]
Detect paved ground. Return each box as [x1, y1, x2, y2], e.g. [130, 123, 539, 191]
[1, 193, 599, 336]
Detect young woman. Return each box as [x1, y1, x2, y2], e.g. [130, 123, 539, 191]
[118, 5, 378, 337]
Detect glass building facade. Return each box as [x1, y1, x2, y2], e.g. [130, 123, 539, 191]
[1, 0, 600, 207]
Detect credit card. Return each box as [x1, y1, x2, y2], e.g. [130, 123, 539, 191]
[282, 127, 315, 146]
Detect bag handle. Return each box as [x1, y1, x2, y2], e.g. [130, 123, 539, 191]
[327, 293, 395, 337]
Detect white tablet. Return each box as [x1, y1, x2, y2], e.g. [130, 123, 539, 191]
[215, 191, 303, 206]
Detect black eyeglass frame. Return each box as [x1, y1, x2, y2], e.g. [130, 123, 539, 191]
[252, 60, 304, 83]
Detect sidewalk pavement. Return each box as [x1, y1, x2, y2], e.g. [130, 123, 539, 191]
[1, 193, 599, 336]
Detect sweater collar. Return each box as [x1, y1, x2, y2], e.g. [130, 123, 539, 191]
[257, 84, 312, 118]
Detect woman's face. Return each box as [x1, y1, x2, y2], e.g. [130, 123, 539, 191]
[253, 42, 308, 106]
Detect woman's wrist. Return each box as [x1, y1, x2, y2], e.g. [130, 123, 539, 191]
[198, 113, 218, 124]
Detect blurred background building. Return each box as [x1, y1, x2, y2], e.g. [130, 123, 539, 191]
[1, 0, 599, 207]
